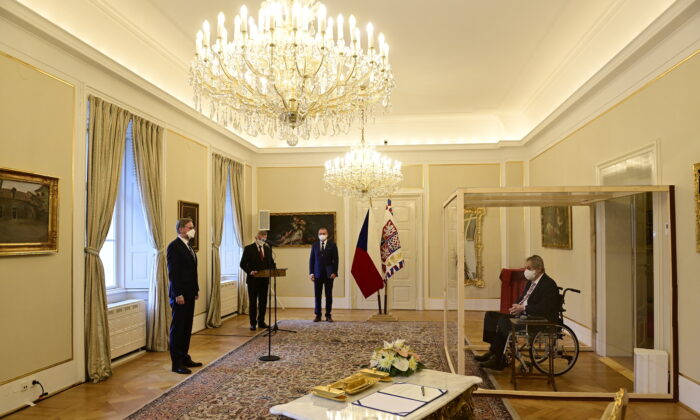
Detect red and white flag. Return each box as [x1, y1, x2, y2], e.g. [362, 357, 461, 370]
[380, 199, 404, 280]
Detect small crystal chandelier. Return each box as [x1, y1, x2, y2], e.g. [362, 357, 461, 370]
[190, 0, 395, 146]
[323, 111, 402, 198]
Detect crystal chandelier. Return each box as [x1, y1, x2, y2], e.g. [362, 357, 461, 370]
[190, 0, 395, 146]
[323, 112, 402, 198]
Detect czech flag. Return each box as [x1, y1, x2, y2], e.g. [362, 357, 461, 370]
[351, 210, 384, 298]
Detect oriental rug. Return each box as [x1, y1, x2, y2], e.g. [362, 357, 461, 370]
[127, 321, 512, 419]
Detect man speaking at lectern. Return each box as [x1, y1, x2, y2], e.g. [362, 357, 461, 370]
[240, 230, 276, 331]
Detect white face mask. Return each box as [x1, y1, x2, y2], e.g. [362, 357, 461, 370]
[186, 228, 196, 239]
[524, 268, 536, 280]
[256, 237, 267, 246]
[318, 234, 327, 241]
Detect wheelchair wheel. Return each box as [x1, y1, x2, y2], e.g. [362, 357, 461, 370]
[529, 324, 579, 376]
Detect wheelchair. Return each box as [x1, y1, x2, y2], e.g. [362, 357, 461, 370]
[506, 287, 581, 377]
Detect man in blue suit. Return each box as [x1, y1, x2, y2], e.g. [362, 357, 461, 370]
[309, 227, 339, 322]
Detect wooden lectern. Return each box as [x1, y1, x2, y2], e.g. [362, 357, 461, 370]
[253, 269, 287, 278]
[254, 267, 291, 362]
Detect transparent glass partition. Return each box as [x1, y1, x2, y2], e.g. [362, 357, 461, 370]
[443, 195, 459, 373]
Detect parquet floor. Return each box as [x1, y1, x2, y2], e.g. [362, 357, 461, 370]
[4, 309, 698, 420]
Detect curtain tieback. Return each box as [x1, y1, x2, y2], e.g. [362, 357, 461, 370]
[157, 247, 166, 254]
[84, 247, 100, 256]
[212, 243, 220, 250]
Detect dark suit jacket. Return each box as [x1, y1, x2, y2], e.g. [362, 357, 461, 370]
[309, 240, 339, 279]
[518, 273, 560, 321]
[240, 242, 276, 284]
[166, 237, 199, 299]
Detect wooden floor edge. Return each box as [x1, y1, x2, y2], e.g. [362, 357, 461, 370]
[474, 389, 674, 400]
[678, 402, 700, 418]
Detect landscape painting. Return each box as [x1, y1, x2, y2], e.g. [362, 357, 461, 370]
[0, 168, 59, 255]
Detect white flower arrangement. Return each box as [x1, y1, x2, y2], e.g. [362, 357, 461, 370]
[369, 339, 424, 377]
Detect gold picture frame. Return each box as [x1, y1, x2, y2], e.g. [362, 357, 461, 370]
[178, 200, 199, 251]
[541, 206, 573, 249]
[695, 163, 700, 253]
[0, 167, 59, 256]
[268, 212, 336, 247]
[464, 207, 486, 287]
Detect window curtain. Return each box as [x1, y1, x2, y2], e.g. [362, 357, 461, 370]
[131, 116, 168, 351]
[85, 96, 130, 382]
[229, 161, 249, 315]
[206, 154, 229, 328]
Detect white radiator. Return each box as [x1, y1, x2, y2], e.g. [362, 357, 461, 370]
[634, 348, 668, 394]
[221, 279, 238, 317]
[107, 299, 146, 359]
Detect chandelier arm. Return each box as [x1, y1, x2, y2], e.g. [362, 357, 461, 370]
[240, 48, 267, 78]
[271, 82, 292, 112]
[216, 59, 269, 106]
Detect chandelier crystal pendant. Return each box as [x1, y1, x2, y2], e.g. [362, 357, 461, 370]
[190, 0, 395, 146]
[323, 112, 402, 198]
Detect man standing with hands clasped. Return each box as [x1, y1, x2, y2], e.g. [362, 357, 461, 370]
[309, 227, 339, 322]
[166, 217, 203, 374]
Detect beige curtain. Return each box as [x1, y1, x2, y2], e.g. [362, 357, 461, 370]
[85, 96, 130, 382]
[230, 161, 249, 314]
[131, 116, 168, 350]
[206, 154, 229, 327]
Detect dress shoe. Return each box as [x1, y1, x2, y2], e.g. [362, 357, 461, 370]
[474, 351, 493, 362]
[258, 322, 269, 329]
[172, 366, 192, 374]
[325, 315, 334, 322]
[313, 316, 322, 322]
[183, 360, 203, 368]
[250, 325, 256, 331]
[479, 356, 505, 371]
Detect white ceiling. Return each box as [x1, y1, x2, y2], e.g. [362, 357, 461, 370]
[17, 0, 677, 149]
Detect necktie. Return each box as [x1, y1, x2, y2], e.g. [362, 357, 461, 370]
[186, 243, 195, 258]
[518, 281, 537, 305]
[321, 242, 325, 253]
[258, 245, 264, 261]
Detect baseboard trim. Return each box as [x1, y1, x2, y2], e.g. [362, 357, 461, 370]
[679, 374, 700, 414]
[425, 298, 500, 311]
[563, 318, 593, 347]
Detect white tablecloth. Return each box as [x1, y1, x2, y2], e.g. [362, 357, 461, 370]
[269, 369, 482, 420]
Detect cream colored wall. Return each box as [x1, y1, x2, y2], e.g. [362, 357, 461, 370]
[505, 162, 527, 267]
[528, 52, 700, 381]
[400, 165, 423, 189]
[164, 130, 209, 315]
[0, 54, 74, 384]
[428, 164, 501, 299]
[256, 167, 345, 298]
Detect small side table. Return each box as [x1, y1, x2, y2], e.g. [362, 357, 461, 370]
[508, 317, 558, 391]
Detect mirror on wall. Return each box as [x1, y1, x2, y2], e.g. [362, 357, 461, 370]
[464, 207, 486, 287]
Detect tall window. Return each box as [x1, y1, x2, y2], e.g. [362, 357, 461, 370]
[100, 121, 153, 292]
[220, 176, 242, 279]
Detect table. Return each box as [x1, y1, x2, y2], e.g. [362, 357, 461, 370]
[270, 369, 482, 420]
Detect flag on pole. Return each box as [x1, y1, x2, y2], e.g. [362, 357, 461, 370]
[380, 199, 404, 280]
[351, 210, 384, 298]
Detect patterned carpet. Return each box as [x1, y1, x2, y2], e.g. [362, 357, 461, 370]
[127, 320, 512, 419]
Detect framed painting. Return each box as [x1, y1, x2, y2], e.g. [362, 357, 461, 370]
[0, 167, 59, 256]
[268, 212, 336, 247]
[178, 200, 199, 251]
[464, 207, 486, 287]
[695, 163, 700, 252]
[541, 206, 572, 249]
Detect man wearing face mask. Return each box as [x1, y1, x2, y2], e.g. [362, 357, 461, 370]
[475, 255, 560, 370]
[166, 217, 202, 374]
[309, 227, 339, 322]
[240, 230, 276, 330]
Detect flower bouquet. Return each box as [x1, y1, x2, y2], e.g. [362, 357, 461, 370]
[369, 339, 424, 377]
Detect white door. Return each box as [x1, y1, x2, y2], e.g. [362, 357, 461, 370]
[351, 195, 421, 310]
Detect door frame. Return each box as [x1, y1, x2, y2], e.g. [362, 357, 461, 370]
[346, 193, 424, 310]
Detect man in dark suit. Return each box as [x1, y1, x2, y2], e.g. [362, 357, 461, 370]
[240, 230, 276, 331]
[166, 217, 203, 374]
[309, 227, 339, 322]
[476, 255, 560, 370]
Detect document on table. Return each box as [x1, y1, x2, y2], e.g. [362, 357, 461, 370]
[352, 383, 446, 417]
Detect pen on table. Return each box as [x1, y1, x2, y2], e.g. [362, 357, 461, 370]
[421, 385, 425, 396]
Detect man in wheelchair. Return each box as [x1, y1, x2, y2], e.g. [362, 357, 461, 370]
[476, 255, 560, 370]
